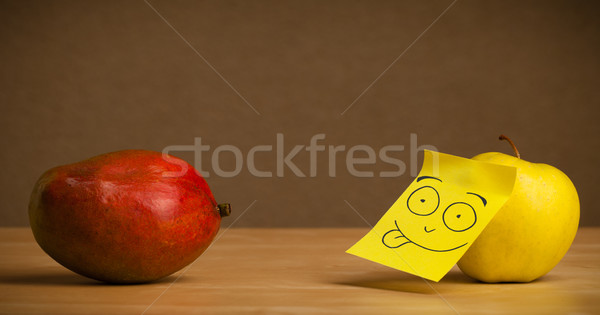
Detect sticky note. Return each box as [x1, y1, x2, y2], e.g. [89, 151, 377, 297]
[346, 150, 517, 282]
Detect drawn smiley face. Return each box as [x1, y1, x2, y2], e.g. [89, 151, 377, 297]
[382, 176, 488, 252]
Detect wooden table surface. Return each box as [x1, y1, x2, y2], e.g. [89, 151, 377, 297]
[0, 227, 598, 314]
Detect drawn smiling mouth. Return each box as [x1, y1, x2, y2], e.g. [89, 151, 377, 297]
[382, 220, 468, 252]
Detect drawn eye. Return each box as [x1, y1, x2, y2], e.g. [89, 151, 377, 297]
[407, 186, 439, 216]
[443, 202, 477, 232]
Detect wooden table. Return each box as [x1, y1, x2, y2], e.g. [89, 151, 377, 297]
[1, 227, 598, 314]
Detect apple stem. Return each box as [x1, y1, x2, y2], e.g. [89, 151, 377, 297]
[217, 203, 231, 217]
[499, 135, 521, 159]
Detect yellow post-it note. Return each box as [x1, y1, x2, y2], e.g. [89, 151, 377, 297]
[346, 150, 517, 282]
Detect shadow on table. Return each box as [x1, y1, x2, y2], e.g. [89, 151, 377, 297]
[336, 270, 478, 294]
[0, 271, 181, 287]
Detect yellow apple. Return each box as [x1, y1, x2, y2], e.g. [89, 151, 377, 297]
[457, 135, 579, 282]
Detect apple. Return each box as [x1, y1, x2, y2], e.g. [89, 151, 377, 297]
[457, 135, 579, 282]
[28, 150, 230, 283]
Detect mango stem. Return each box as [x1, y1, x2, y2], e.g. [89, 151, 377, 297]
[217, 203, 231, 217]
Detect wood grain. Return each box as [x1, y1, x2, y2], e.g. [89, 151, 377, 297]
[1, 227, 598, 314]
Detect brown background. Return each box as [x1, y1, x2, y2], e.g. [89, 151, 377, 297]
[1, 0, 599, 228]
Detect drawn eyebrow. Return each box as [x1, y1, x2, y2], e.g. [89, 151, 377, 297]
[416, 176, 442, 183]
[467, 192, 487, 206]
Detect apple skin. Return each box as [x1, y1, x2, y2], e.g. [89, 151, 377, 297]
[457, 152, 579, 283]
[29, 150, 223, 284]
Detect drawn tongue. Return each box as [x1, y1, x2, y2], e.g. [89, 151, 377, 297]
[393, 236, 411, 247]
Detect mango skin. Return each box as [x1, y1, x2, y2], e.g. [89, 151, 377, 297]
[29, 150, 221, 284]
[457, 152, 579, 283]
